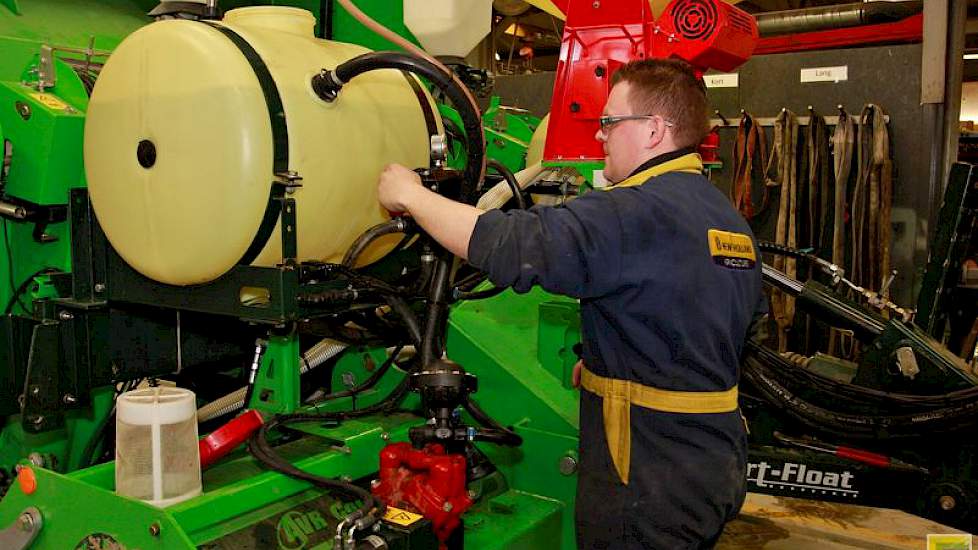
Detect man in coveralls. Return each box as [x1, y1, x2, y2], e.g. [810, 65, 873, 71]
[377, 59, 763, 549]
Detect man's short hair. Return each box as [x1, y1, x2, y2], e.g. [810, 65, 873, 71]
[610, 58, 709, 149]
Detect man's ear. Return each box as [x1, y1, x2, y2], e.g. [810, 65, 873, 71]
[645, 117, 667, 150]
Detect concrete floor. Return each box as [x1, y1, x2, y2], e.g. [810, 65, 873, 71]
[717, 493, 971, 549]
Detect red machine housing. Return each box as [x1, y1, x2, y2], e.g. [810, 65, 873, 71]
[372, 443, 473, 546]
[543, 0, 758, 163]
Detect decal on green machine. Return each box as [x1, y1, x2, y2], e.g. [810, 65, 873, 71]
[202, 494, 362, 550]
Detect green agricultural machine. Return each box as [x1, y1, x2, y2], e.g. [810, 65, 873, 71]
[3, 1, 978, 549]
[0, 2, 571, 549]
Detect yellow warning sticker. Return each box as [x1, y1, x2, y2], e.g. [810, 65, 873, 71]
[383, 506, 423, 527]
[708, 229, 756, 270]
[30, 93, 71, 112]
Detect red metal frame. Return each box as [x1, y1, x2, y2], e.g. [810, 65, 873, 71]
[543, 0, 758, 163]
[754, 13, 923, 56]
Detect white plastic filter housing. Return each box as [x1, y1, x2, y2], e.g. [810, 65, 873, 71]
[85, 7, 436, 286]
[403, 0, 493, 58]
[116, 387, 201, 507]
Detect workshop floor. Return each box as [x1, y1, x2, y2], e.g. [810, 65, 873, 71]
[718, 493, 970, 549]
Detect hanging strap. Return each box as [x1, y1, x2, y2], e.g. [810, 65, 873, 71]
[805, 111, 831, 256]
[831, 109, 855, 268]
[828, 108, 856, 357]
[768, 109, 800, 352]
[731, 112, 769, 220]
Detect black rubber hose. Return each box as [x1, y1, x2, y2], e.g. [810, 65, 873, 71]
[312, 51, 486, 204]
[742, 344, 978, 439]
[454, 285, 506, 302]
[248, 415, 382, 524]
[5, 267, 58, 315]
[421, 256, 453, 366]
[342, 218, 416, 268]
[487, 159, 525, 210]
[382, 293, 423, 351]
[310, 346, 405, 404]
[472, 427, 522, 446]
[464, 396, 523, 446]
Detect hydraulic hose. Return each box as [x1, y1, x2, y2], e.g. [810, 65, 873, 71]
[454, 285, 506, 302]
[342, 218, 416, 268]
[421, 256, 453, 366]
[464, 396, 523, 446]
[248, 414, 383, 529]
[487, 159, 525, 210]
[305, 346, 406, 405]
[742, 341, 978, 439]
[311, 51, 486, 204]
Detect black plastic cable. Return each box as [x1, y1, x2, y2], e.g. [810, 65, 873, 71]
[487, 159, 525, 210]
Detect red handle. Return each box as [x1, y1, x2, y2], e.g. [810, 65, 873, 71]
[199, 410, 264, 469]
[836, 446, 891, 468]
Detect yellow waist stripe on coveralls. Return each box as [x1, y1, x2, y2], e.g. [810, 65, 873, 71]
[580, 367, 739, 485]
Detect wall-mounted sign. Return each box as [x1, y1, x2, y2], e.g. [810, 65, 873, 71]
[800, 66, 848, 83]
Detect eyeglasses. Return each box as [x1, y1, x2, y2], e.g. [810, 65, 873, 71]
[598, 115, 676, 134]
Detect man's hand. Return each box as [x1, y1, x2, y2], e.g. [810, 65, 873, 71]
[572, 359, 583, 389]
[378, 163, 423, 213]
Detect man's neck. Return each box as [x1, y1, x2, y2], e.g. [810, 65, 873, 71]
[625, 146, 698, 179]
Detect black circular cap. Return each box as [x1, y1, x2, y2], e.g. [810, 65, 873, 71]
[136, 140, 157, 169]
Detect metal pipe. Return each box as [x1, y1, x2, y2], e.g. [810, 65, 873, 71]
[756, 1, 923, 37]
[761, 264, 804, 295]
[0, 202, 27, 219]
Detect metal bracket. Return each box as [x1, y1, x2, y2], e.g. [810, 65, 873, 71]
[37, 45, 55, 91]
[0, 507, 43, 550]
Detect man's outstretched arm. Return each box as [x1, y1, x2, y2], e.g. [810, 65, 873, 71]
[377, 163, 483, 260]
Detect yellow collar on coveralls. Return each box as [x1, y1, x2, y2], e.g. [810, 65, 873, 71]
[605, 152, 704, 189]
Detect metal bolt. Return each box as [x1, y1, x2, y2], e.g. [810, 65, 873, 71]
[18, 512, 35, 532]
[442, 502, 453, 512]
[370, 479, 381, 489]
[58, 311, 73, 321]
[149, 522, 161, 536]
[15, 102, 30, 120]
[380, 432, 390, 441]
[30, 415, 44, 426]
[340, 475, 353, 483]
[592, 0, 600, 7]
[63, 394, 77, 405]
[94, 283, 105, 293]
[940, 495, 956, 511]
[27, 452, 44, 468]
[30, 386, 40, 396]
[558, 455, 578, 476]
[467, 489, 478, 500]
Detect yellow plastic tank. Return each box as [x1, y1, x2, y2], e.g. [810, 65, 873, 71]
[85, 7, 437, 286]
[526, 113, 549, 168]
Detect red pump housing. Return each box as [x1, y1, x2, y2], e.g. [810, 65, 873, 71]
[543, 0, 758, 163]
[372, 443, 473, 547]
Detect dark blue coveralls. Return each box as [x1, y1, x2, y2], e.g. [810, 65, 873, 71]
[467, 148, 764, 549]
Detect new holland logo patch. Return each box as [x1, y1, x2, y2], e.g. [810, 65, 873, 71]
[708, 229, 756, 270]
